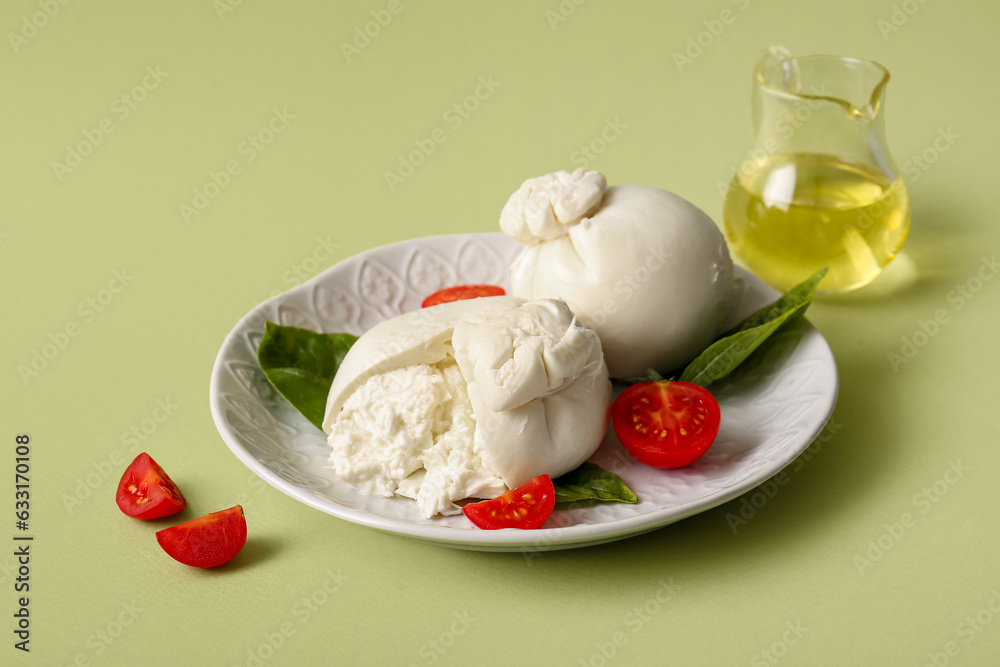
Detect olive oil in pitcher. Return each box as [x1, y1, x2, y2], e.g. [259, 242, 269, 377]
[723, 153, 910, 292]
[723, 46, 911, 293]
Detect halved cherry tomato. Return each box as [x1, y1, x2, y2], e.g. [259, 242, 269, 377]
[611, 381, 721, 469]
[115, 453, 187, 520]
[155, 505, 247, 568]
[462, 475, 555, 530]
[422, 284, 505, 308]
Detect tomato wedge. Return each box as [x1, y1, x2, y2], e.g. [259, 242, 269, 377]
[422, 284, 505, 308]
[155, 505, 247, 568]
[462, 475, 555, 530]
[611, 381, 721, 469]
[115, 453, 187, 520]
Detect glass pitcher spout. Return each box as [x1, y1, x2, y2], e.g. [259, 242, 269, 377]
[755, 45, 890, 120]
[723, 46, 911, 293]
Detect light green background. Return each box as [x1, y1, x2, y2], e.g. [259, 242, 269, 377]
[2, 0, 998, 665]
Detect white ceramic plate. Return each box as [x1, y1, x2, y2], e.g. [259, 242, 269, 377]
[210, 233, 838, 552]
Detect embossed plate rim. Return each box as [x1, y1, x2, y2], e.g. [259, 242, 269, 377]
[210, 232, 838, 551]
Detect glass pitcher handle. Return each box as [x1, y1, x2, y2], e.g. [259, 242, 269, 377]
[759, 45, 801, 94]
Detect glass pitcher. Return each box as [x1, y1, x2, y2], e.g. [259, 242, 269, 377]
[722, 46, 910, 293]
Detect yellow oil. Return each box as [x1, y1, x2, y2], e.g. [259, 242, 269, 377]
[723, 153, 910, 293]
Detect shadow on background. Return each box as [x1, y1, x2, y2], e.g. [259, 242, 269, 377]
[219, 536, 282, 573]
[819, 202, 985, 306]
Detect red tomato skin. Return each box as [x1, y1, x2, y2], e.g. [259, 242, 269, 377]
[462, 475, 556, 530]
[611, 381, 721, 469]
[155, 505, 247, 568]
[115, 453, 187, 520]
[421, 285, 505, 308]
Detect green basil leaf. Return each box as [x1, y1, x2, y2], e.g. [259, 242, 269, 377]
[721, 267, 828, 337]
[257, 321, 358, 431]
[679, 267, 827, 387]
[552, 462, 638, 504]
[613, 368, 672, 387]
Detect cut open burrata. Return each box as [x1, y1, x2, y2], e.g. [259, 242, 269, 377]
[322, 296, 611, 517]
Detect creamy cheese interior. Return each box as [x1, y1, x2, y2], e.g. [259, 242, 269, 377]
[327, 355, 506, 517]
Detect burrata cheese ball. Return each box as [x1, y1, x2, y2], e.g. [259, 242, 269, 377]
[501, 169, 734, 378]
